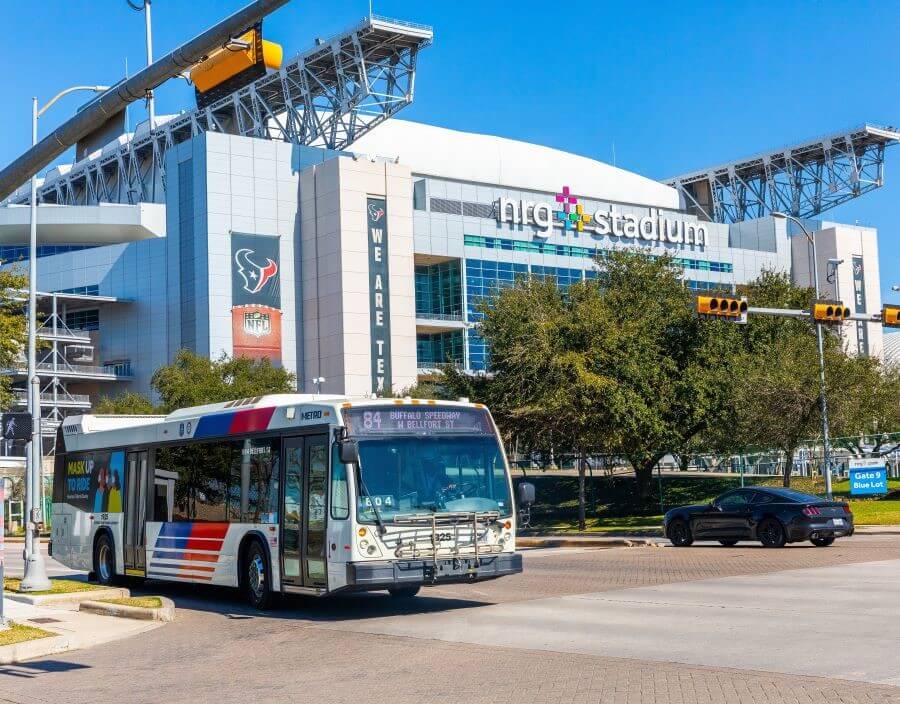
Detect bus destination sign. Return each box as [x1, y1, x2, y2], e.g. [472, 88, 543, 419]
[343, 406, 492, 436]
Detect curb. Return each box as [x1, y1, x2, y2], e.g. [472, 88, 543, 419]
[855, 526, 900, 535]
[79, 597, 175, 623]
[0, 633, 70, 665]
[517, 536, 659, 549]
[3, 587, 130, 608]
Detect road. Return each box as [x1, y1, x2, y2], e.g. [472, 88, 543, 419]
[3, 535, 900, 704]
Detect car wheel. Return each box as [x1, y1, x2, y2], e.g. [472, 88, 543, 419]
[242, 540, 273, 610]
[719, 540, 739, 547]
[668, 519, 693, 547]
[758, 518, 787, 548]
[388, 586, 421, 598]
[811, 536, 835, 547]
[93, 532, 116, 586]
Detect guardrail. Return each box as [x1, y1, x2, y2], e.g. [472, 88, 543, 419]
[12, 391, 91, 405]
[415, 312, 465, 321]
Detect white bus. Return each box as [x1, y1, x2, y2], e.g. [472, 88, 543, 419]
[51, 395, 533, 608]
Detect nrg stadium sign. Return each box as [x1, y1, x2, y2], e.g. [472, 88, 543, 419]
[496, 186, 707, 246]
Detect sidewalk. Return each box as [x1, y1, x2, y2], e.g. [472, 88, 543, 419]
[1, 597, 161, 664]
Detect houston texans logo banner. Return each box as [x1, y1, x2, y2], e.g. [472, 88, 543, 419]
[230, 232, 282, 363]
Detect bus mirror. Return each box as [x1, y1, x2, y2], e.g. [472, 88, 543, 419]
[517, 481, 535, 507]
[339, 440, 360, 466]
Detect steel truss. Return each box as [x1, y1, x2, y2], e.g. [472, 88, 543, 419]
[666, 124, 900, 223]
[11, 15, 432, 206]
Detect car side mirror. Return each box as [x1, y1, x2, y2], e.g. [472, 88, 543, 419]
[709, 503, 721, 511]
[339, 440, 360, 465]
[517, 481, 535, 507]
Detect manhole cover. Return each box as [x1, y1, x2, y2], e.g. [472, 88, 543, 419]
[28, 617, 62, 624]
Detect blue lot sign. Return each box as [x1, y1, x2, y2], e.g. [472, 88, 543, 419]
[848, 458, 889, 496]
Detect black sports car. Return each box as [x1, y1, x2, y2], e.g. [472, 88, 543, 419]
[663, 486, 854, 548]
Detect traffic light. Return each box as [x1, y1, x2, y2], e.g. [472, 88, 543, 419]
[811, 300, 851, 324]
[696, 295, 748, 323]
[883, 304, 900, 328]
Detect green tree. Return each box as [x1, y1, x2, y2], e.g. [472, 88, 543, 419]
[718, 270, 852, 486]
[591, 251, 736, 498]
[96, 350, 296, 414]
[461, 250, 738, 520]
[95, 391, 160, 415]
[0, 268, 29, 410]
[828, 355, 900, 456]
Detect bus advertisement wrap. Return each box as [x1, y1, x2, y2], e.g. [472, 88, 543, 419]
[64, 450, 126, 513]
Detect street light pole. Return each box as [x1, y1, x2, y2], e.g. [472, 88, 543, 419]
[20, 85, 108, 592]
[127, 0, 155, 128]
[773, 212, 833, 500]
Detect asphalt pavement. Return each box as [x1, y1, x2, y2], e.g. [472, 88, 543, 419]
[1, 535, 899, 703]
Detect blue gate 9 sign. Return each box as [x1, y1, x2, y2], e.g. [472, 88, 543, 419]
[848, 458, 888, 496]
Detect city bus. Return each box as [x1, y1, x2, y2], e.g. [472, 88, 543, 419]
[51, 395, 533, 608]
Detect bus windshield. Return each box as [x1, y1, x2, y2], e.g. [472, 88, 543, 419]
[354, 434, 512, 521]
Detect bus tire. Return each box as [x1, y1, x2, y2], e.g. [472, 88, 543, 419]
[241, 539, 273, 610]
[388, 586, 420, 599]
[93, 532, 117, 586]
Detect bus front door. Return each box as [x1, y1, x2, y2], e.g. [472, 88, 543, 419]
[124, 450, 149, 575]
[282, 434, 328, 590]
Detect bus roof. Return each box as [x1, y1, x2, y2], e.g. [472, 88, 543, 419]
[60, 394, 486, 452]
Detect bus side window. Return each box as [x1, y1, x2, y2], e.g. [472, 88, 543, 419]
[153, 469, 176, 522]
[331, 444, 349, 520]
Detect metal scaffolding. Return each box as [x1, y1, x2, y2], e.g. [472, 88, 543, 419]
[8, 15, 432, 207]
[665, 124, 900, 223]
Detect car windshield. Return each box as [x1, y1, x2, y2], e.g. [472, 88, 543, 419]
[354, 435, 512, 521]
[760, 488, 823, 503]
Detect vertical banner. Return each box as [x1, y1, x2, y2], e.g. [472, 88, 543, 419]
[231, 233, 283, 363]
[852, 256, 869, 356]
[367, 198, 392, 395]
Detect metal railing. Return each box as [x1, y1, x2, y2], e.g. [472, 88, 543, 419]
[12, 390, 91, 405]
[415, 312, 464, 322]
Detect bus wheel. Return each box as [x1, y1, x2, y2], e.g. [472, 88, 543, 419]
[388, 586, 420, 599]
[242, 541, 273, 610]
[93, 533, 116, 586]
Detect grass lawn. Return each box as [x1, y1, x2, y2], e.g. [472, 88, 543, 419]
[516, 473, 900, 533]
[4, 577, 105, 596]
[99, 596, 162, 609]
[755, 476, 900, 525]
[0, 622, 54, 647]
[534, 514, 664, 534]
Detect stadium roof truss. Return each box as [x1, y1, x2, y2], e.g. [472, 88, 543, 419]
[15, 15, 433, 206]
[665, 124, 900, 223]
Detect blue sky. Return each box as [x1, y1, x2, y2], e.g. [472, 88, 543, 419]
[2, 0, 899, 305]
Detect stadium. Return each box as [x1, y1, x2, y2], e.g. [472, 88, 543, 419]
[0, 8, 896, 429]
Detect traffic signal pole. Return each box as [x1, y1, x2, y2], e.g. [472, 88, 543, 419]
[772, 213, 833, 500]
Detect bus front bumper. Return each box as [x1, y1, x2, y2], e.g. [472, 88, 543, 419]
[346, 552, 523, 592]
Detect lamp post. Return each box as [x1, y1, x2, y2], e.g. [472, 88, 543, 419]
[772, 212, 833, 500]
[20, 85, 108, 592]
[127, 0, 155, 128]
